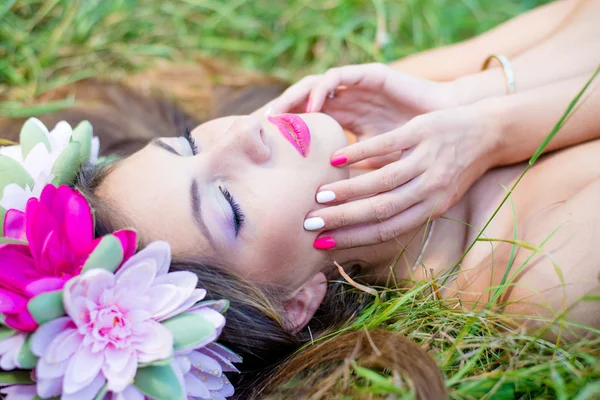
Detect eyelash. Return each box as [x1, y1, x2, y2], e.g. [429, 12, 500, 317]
[219, 186, 245, 235]
[184, 127, 199, 155]
[182, 129, 244, 235]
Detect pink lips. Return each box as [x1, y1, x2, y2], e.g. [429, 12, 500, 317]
[267, 114, 311, 157]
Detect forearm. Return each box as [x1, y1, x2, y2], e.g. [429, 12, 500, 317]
[455, 0, 600, 104]
[484, 71, 600, 167]
[390, 0, 578, 81]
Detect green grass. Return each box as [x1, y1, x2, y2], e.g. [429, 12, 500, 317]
[3, 0, 599, 399]
[1, 0, 549, 113]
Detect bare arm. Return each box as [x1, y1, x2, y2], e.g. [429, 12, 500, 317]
[482, 71, 600, 168]
[390, 0, 581, 81]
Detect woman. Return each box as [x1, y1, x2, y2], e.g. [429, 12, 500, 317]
[1, 2, 599, 398]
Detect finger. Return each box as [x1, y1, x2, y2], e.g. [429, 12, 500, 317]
[313, 201, 433, 250]
[268, 75, 320, 115]
[307, 63, 388, 112]
[304, 177, 422, 232]
[352, 150, 405, 169]
[317, 154, 425, 203]
[329, 125, 421, 167]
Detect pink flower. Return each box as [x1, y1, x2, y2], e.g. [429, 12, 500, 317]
[30, 241, 207, 399]
[0, 185, 137, 332]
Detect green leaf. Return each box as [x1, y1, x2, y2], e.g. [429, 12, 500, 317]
[28, 290, 65, 325]
[193, 299, 230, 314]
[0, 370, 34, 385]
[0, 326, 16, 341]
[17, 334, 38, 369]
[134, 363, 185, 400]
[93, 384, 108, 400]
[162, 312, 216, 351]
[0, 138, 18, 146]
[0, 154, 34, 193]
[139, 357, 173, 368]
[0, 237, 27, 245]
[20, 118, 50, 159]
[0, 204, 5, 236]
[352, 362, 404, 395]
[72, 120, 93, 165]
[82, 234, 124, 273]
[50, 141, 81, 186]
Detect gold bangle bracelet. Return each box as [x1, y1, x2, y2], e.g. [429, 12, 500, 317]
[481, 54, 517, 94]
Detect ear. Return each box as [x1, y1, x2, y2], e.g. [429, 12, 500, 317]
[282, 272, 327, 332]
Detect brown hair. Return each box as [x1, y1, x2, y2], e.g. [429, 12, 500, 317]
[0, 66, 446, 399]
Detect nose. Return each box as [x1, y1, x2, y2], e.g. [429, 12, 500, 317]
[217, 116, 271, 165]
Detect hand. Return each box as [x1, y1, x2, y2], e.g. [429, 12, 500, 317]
[267, 63, 459, 151]
[305, 104, 500, 250]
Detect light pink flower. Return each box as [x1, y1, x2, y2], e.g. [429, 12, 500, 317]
[175, 342, 241, 400]
[0, 332, 27, 370]
[30, 241, 206, 399]
[0, 384, 37, 400]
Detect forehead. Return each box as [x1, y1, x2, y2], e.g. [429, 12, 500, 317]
[99, 147, 212, 257]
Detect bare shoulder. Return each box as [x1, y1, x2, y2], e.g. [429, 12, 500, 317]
[455, 140, 600, 337]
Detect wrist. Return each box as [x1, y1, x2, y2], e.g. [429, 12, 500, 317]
[451, 68, 508, 107]
[475, 95, 512, 168]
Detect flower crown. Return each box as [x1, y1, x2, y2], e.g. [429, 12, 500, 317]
[0, 119, 241, 400]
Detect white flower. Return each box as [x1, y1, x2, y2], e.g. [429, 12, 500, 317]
[0, 173, 51, 212]
[0, 118, 99, 181]
[0, 118, 100, 214]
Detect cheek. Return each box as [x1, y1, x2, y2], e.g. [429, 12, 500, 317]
[241, 210, 325, 286]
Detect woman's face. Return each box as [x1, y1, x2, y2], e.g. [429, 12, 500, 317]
[99, 113, 349, 291]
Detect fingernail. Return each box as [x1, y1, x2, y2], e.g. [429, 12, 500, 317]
[314, 237, 335, 250]
[330, 155, 347, 166]
[316, 191, 336, 203]
[305, 98, 312, 113]
[304, 217, 325, 231]
[264, 106, 273, 116]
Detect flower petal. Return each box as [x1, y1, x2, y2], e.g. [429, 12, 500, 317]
[134, 321, 173, 364]
[157, 288, 207, 322]
[63, 344, 104, 394]
[30, 316, 71, 356]
[0, 288, 27, 314]
[188, 351, 222, 377]
[119, 241, 170, 277]
[112, 230, 138, 264]
[114, 260, 156, 297]
[61, 373, 106, 400]
[36, 355, 68, 379]
[36, 377, 62, 399]
[44, 328, 81, 364]
[3, 209, 26, 240]
[24, 277, 65, 297]
[0, 384, 37, 400]
[103, 348, 137, 393]
[183, 372, 211, 399]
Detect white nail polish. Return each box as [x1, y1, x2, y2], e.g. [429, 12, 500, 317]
[304, 217, 325, 231]
[316, 191, 336, 203]
[264, 106, 273, 116]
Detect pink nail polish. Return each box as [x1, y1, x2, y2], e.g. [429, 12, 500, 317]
[314, 237, 336, 250]
[330, 155, 347, 166]
[305, 98, 312, 113]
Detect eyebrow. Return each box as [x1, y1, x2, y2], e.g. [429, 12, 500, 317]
[191, 179, 217, 249]
[151, 139, 178, 155]
[151, 139, 217, 248]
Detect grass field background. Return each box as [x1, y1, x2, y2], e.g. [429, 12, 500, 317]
[2, 0, 600, 399]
